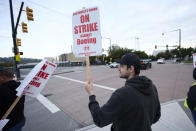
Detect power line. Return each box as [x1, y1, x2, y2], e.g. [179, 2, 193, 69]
[0, 35, 11, 39]
[25, 0, 70, 17]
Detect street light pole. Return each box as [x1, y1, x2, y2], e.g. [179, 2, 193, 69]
[162, 29, 182, 59]
[102, 37, 112, 52]
[179, 29, 181, 48]
[135, 37, 139, 51]
[162, 29, 181, 49]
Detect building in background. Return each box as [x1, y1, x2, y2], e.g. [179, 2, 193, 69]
[58, 54, 66, 62]
[44, 57, 55, 62]
[58, 53, 85, 66]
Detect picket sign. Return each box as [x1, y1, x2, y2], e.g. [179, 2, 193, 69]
[0, 119, 9, 130]
[72, 6, 102, 58]
[72, 6, 102, 83]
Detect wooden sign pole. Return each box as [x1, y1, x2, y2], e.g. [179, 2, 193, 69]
[86, 56, 91, 83]
[1, 96, 22, 120]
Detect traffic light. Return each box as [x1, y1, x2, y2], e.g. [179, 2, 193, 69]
[155, 45, 157, 49]
[22, 22, 28, 33]
[166, 45, 168, 48]
[26, 7, 34, 21]
[16, 38, 21, 46]
[18, 52, 23, 55]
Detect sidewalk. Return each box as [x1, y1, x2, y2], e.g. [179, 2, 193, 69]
[23, 96, 82, 131]
[23, 96, 196, 131]
[76, 99, 196, 131]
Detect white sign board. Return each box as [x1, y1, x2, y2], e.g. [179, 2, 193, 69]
[16, 60, 57, 97]
[72, 6, 102, 57]
[0, 119, 9, 130]
[193, 53, 196, 68]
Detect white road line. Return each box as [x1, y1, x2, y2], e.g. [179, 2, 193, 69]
[36, 94, 60, 114]
[54, 75, 116, 91]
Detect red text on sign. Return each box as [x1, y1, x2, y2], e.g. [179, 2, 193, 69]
[41, 64, 47, 71]
[24, 85, 30, 90]
[80, 14, 90, 23]
[48, 62, 56, 67]
[74, 22, 98, 34]
[33, 77, 40, 81]
[29, 80, 41, 88]
[80, 33, 92, 38]
[77, 38, 96, 45]
[36, 71, 49, 79]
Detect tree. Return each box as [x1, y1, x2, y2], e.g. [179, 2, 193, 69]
[156, 50, 172, 60]
[156, 52, 166, 59]
[89, 54, 106, 65]
[108, 45, 149, 62]
[109, 46, 133, 62]
[133, 51, 148, 59]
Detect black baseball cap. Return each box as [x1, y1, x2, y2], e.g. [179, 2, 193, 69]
[193, 68, 196, 80]
[119, 53, 140, 67]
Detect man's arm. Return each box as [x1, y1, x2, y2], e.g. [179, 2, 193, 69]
[153, 100, 161, 123]
[88, 93, 123, 127]
[152, 84, 161, 123]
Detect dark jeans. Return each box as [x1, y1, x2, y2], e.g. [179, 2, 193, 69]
[191, 110, 196, 126]
[7, 118, 25, 131]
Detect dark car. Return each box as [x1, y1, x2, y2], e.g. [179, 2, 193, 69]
[140, 59, 152, 69]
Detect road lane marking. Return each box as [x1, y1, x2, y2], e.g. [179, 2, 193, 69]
[54, 75, 116, 91]
[36, 94, 60, 114]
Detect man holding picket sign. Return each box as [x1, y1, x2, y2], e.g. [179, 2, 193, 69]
[0, 60, 57, 131]
[85, 53, 161, 131]
[72, 6, 161, 131]
[0, 68, 25, 131]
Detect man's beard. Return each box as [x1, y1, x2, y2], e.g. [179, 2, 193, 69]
[120, 73, 130, 79]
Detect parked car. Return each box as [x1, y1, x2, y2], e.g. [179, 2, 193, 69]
[140, 59, 152, 69]
[109, 62, 120, 68]
[157, 58, 166, 64]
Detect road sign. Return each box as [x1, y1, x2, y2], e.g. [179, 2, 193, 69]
[15, 55, 20, 61]
[72, 7, 102, 57]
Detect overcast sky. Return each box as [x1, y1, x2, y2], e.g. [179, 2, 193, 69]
[0, 0, 196, 59]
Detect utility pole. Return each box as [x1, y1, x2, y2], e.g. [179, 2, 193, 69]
[9, 0, 24, 78]
[135, 37, 139, 51]
[179, 29, 181, 48]
[179, 29, 182, 60]
[109, 38, 111, 52]
[102, 37, 112, 54]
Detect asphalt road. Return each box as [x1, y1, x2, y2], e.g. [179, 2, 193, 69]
[37, 62, 194, 127]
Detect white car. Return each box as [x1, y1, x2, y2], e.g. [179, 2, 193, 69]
[157, 59, 166, 64]
[109, 62, 120, 68]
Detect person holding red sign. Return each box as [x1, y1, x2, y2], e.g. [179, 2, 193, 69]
[0, 69, 25, 131]
[86, 53, 161, 131]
